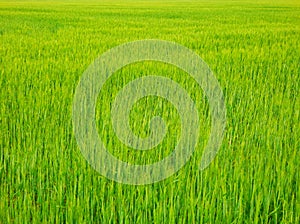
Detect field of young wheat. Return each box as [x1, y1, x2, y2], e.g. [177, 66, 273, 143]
[0, 0, 299, 223]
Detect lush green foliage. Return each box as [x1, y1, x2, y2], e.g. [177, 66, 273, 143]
[0, 0, 299, 223]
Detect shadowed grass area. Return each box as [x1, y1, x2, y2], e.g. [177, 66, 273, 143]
[0, 0, 299, 223]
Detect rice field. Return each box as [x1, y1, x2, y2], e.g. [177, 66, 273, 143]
[0, 0, 299, 223]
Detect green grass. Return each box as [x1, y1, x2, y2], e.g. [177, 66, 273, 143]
[1, 0, 299, 223]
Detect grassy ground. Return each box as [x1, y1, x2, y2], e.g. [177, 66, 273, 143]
[0, 0, 299, 223]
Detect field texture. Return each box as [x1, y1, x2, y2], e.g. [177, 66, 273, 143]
[1, 0, 300, 223]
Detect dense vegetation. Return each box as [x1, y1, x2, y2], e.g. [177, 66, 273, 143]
[1, 0, 299, 223]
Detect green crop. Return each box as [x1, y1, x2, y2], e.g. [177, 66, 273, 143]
[0, 0, 299, 223]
